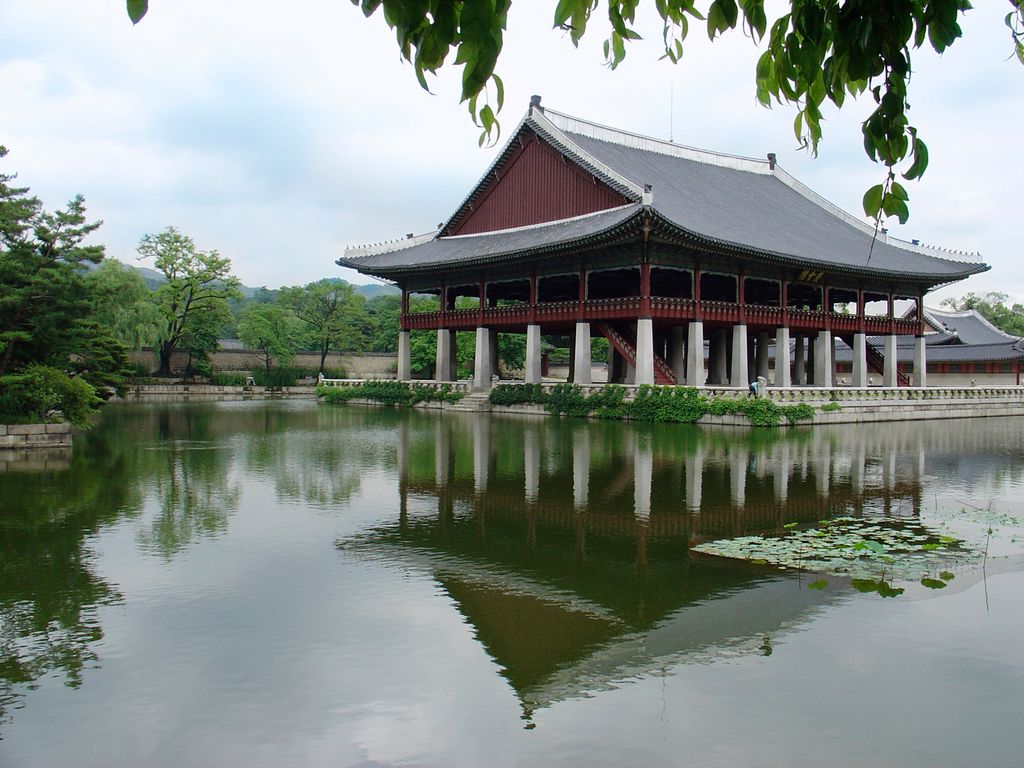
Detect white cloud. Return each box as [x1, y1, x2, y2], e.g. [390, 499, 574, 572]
[1, 0, 1020, 296]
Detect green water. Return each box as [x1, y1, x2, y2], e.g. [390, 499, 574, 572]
[2, 401, 1023, 767]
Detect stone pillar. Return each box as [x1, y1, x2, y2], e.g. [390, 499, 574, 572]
[635, 318, 655, 386]
[434, 421, 450, 487]
[730, 446, 747, 508]
[794, 334, 806, 385]
[774, 440, 790, 502]
[634, 435, 653, 521]
[756, 331, 771, 381]
[449, 332, 459, 380]
[685, 448, 703, 513]
[883, 335, 898, 387]
[913, 335, 927, 387]
[435, 329, 453, 382]
[573, 429, 590, 509]
[525, 324, 542, 384]
[831, 336, 839, 385]
[806, 336, 816, 386]
[473, 417, 489, 492]
[815, 329, 833, 387]
[686, 321, 706, 386]
[730, 324, 749, 387]
[711, 328, 728, 385]
[670, 325, 686, 382]
[490, 330, 500, 382]
[852, 332, 868, 387]
[397, 330, 411, 381]
[816, 439, 831, 497]
[775, 326, 791, 387]
[573, 321, 592, 385]
[524, 426, 539, 502]
[567, 325, 576, 383]
[747, 332, 756, 383]
[473, 326, 491, 390]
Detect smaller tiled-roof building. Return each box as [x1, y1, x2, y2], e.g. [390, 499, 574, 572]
[837, 308, 1024, 385]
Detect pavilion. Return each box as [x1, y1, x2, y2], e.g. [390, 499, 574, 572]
[339, 97, 988, 390]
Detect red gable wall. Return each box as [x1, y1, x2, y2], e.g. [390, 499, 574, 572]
[447, 132, 630, 236]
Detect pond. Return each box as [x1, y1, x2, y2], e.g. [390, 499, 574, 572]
[2, 401, 1023, 767]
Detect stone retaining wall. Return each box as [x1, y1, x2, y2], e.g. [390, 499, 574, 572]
[321, 379, 1024, 425]
[0, 422, 73, 449]
[118, 384, 317, 402]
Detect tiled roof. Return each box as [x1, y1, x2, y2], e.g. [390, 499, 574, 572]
[923, 308, 1018, 345]
[342, 206, 641, 274]
[341, 104, 988, 284]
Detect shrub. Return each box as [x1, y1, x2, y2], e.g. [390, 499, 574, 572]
[821, 401, 842, 412]
[252, 366, 306, 387]
[490, 383, 547, 406]
[0, 365, 101, 426]
[212, 372, 248, 386]
[490, 382, 816, 427]
[316, 381, 464, 405]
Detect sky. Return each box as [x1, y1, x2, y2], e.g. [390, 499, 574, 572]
[1, 1, 1021, 304]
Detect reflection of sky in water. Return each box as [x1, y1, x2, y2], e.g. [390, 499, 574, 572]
[1, 402, 1023, 768]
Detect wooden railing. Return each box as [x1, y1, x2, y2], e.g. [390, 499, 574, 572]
[402, 298, 920, 335]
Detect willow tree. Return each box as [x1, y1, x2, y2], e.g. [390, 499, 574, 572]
[137, 226, 241, 377]
[127, 1, 1024, 223]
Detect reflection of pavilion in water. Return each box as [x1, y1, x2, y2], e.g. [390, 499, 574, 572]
[347, 416, 955, 716]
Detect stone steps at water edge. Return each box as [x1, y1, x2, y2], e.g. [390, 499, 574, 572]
[447, 392, 493, 412]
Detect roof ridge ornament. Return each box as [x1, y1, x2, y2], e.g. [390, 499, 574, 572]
[642, 184, 654, 206]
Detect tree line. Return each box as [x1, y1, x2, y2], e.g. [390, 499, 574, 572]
[4, 145, 1022, 425]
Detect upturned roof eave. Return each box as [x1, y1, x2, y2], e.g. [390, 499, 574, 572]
[335, 210, 647, 279]
[645, 210, 990, 287]
[338, 206, 989, 285]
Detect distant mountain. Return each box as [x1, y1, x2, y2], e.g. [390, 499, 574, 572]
[119, 262, 397, 299]
[353, 283, 400, 299]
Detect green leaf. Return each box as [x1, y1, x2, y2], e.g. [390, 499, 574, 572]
[862, 184, 884, 218]
[807, 579, 828, 590]
[881, 193, 910, 225]
[877, 581, 905, 598]
[903, 138, 929, 180]
[554, 0, 577, 27]
[851, 578, 879, 593]
[921, 578, 947, 589]
[126, 0, 148, 24]
[853, 539, 885, 554]
[939, 571, 955, 581]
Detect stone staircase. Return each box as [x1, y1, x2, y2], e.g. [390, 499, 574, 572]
[593, 321, 677, 384]
[448, 391, 493, 412]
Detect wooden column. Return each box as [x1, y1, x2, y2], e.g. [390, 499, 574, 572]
[693, 267, 702, 320]
[528, 272, 538, 324]
[640, 262, 652, 317]
[400, 288, 409, 331]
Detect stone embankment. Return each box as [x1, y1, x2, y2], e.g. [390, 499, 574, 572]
[0, 423, 73, 471]
[319, 379, 1024, 425]
[118, 384, 317, 402]
[0, 422, 73, 448]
